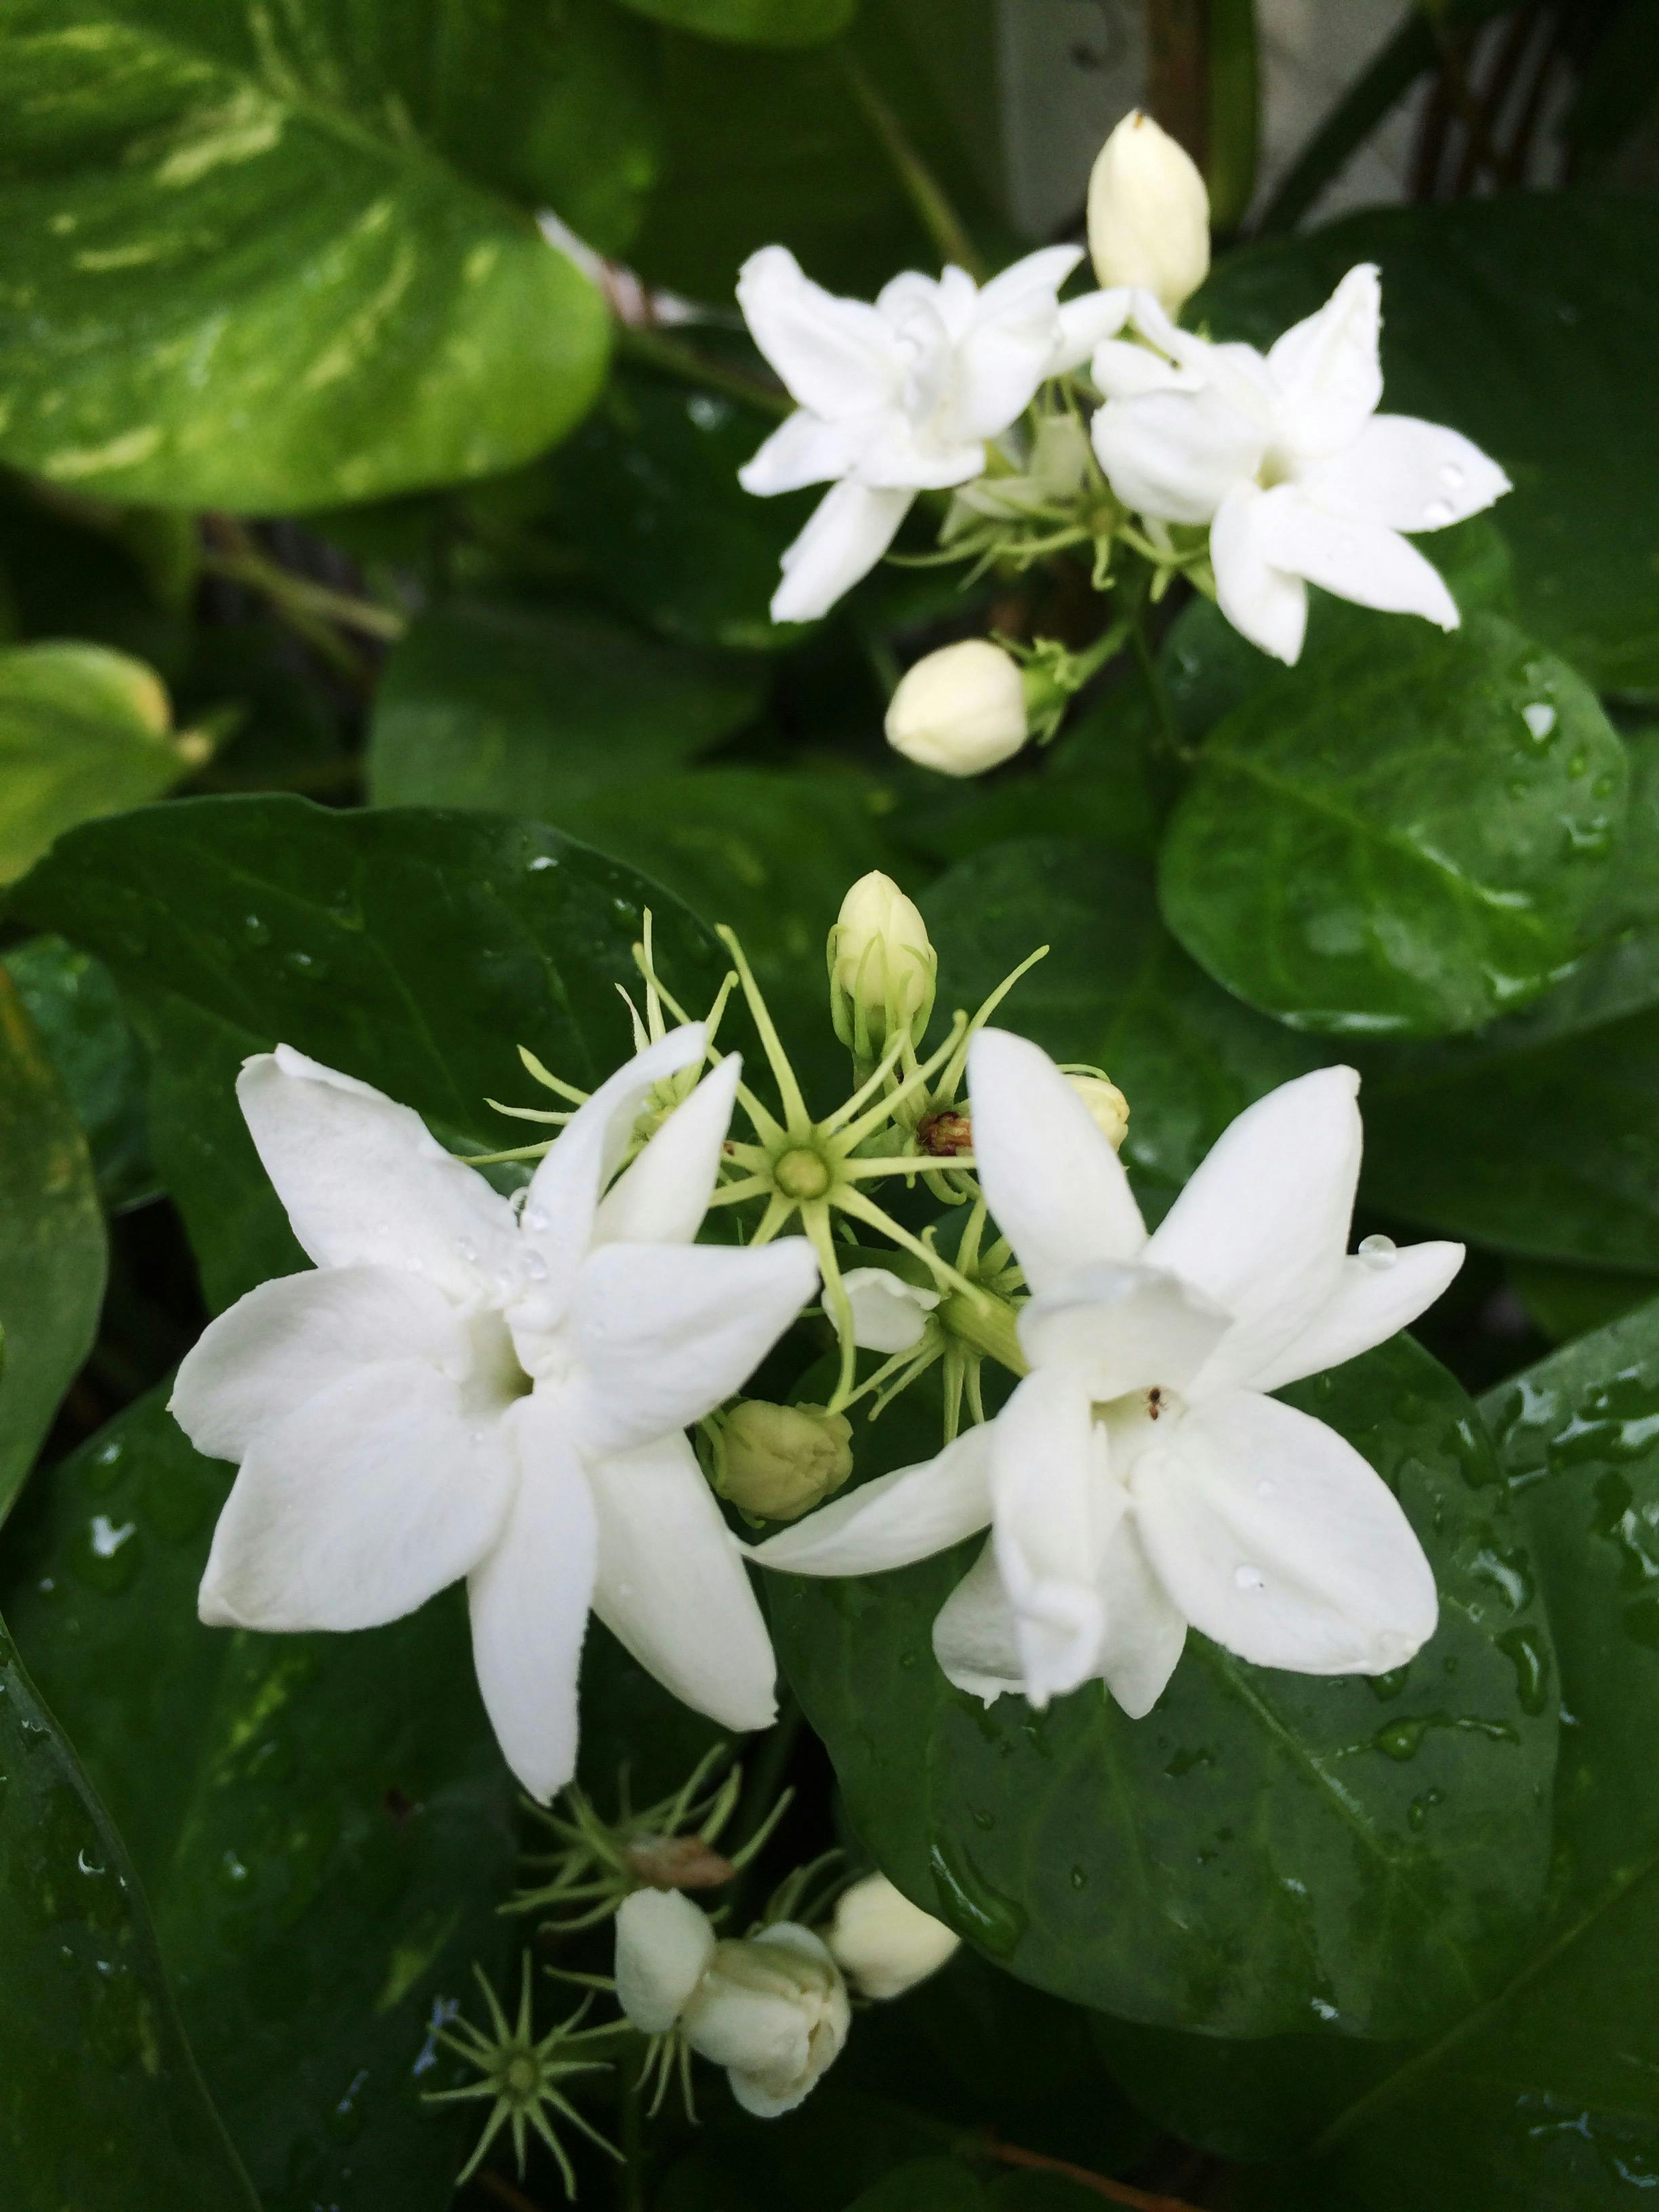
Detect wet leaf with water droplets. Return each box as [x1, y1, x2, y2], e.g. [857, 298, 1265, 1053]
[771, 1336, 1558, 2038]
[0, 965, 106, 1523]
[0, 1610, 260, 2209]
[12, 796, 727, 1311]
[1153, 1298, 1659, 2202]
[1159, 612, 1627, 1039]
[0, 1388, 515, 2212]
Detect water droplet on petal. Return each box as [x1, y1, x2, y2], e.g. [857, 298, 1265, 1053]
[1439, 462, 1465, 491]
[1234, 1564, 1265, 1592]
[1358, 1234, 1397, 1269]
[1423, 497, 1455, 527]
[523, 1250, 548, 1282]
[455, 1235, 479, 1264]
[525, 1208, 550, 1235]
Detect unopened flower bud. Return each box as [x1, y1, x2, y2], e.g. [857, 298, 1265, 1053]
[714, 1400, 853, 1522]
[1087, 110, 1210, 316]
[829, 872, 937, 1061]
[1069, 1071, 1130, 1149]
[842, 1267, 941, 1355]
[828, 1872, 960, 2000]
[615, 1889, 718, 2034]
[684, 1924, 850, 2117]
[885, 640, 1031, 778]
[615, 1892, 851, 2118]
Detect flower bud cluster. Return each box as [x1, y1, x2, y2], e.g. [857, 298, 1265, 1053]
[616, 1889, 851, 2117]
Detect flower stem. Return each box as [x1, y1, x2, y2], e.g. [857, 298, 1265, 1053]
[615, 324, 792, 421]
[617, 2066, 647, 2212]
[840, 52, 987, 281]
[1127, 607, 1190, 768]
[981, 2138, 1206, 2212]
[202, 520, 407, 641]
[938, 1291, 1026, 1378]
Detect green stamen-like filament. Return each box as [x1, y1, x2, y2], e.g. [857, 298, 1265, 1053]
[719, 925, 813, 1133]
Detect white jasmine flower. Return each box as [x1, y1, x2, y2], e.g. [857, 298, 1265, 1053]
[737, 245, 1130, 622]
[754, 1029, 1461, 1717]
[171, 1027, 818, 1802]
[1086, 110, 1210, 316]
[615, 1890, 851, 2117]
[1090, 266, 1511, 663]
[828, 1872, 960, 2000]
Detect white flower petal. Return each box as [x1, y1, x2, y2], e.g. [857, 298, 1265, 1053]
[739, 409, 878, 495]
[990, 1370, 1117, 1706]
[171, 1263, 467, 1462]
[1147, 1065, 1361, 1397]
[842, 1266, 940, 1355]
[589, 1431, 777, 1733]
[594, 1054, 741, 1248]
[1091, 381, 1266, 525]
[749, 1422, 992, 1578]
[1134, 1389, 1438, 1677]
[237, 1046, 517, 1301]
[466, 1402, 598, 1802]
[1248, 1240, 1465, 1394]
[932, 1536, 1023, 1704]
[1253, 488, 1461, 631]
[615, 1889, 717, 2034]
[968, 1027, 1146, 1293]
[1089, 337, 1199, 401]
[949, 245, 1084, 441]
[1301, 414, 1511, 536]
[770, 481, 914, 624]
[1096, 1515, 1187, 1718]
[512, 1025, 706, 1343]
[570, 1237, 818, 1457]
[1210, 480, 1309, 663]
[1018, 1261, 1229, 1400]
[1053, 285, 1133, 373]
[848, 417, 986, 491]
[1267, 264, 1383, 458]
[737, 245, 901, 420]
[197, 1359, 514, 1632]
[970, 243, 1085, 325]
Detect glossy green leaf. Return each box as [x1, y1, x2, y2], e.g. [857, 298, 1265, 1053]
[1197, 194, 1659, 696]
[771, 1339, 1557, 2038]
[2, 936, 152, 1213]
[12, 794, 728, 1311]
[367, 600, 765, 812]
[541, 765, 910, 1099]
[1, 1388, 514, 2212]
[1159, 613, 1627, 1038]
[899, 688, 1160, 872]
[0, 1611, 262, 2210]
[920, 839, 1322, 1194]
[0, 968, 106, 1519]
[1362, 1004, 1659, 1272]
[1508, 1261, 1659, 1348]
[1229, 1301, 1659, 2207]
[654, 2089, 955, 2212]
[0, 1, 617, 510]
[512, 373, 813, 651]
[846, 2160, 987, 2211]
[0, 641, 205, 884]
[615, 0, 855, 45]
